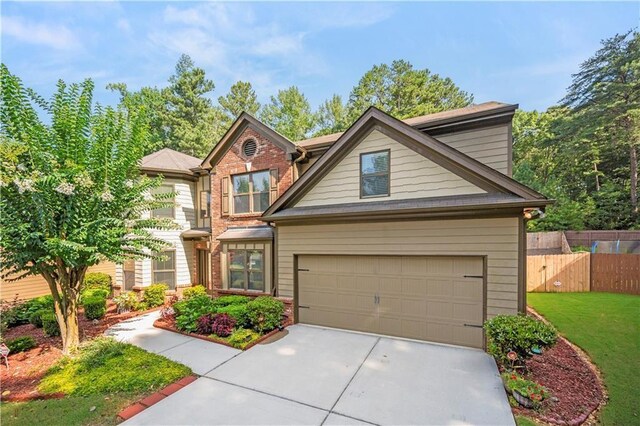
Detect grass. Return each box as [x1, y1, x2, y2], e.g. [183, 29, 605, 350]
[528, 292, 640, 425]
[2, 338, 191, 425]
[515, 415, 541, 426]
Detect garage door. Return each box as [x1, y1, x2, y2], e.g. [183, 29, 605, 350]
[297, 255, 485, 348]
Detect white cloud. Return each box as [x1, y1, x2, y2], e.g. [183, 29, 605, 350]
[116, 18, 132, 34]
[1, 16, 81, 50]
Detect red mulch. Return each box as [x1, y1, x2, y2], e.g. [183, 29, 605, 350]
[510, 337, 604, 425]
[0, 302, 149, 401]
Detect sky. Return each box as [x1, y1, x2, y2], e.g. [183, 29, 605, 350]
[1, 1, 638, 113]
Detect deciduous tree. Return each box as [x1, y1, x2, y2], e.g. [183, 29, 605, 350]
[260, 86, 316, 141]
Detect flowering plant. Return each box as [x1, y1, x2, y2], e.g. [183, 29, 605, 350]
[501, 372, 549, 407]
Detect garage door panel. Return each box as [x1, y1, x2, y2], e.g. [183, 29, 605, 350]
[297, 255, 484, 349]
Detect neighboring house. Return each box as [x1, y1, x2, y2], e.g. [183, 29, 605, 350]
[113, 148, 212, 294]
[119, 101, 550, 350]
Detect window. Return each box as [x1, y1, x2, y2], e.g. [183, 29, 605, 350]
[123, 260, 135, 291]
[360, 150, 390, 198]
[200, 190, 211, 218]
[151, 185, 174, 218]
[153, 250, 175, 289]
[228, 249, 264, 292]
[232, 171, 270, 214]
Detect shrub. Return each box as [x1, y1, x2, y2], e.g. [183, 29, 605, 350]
[29, 308, 49, 328]
[502, 372, 549, 406]
[84, 296, 107, 320]
[246, 296, 284, 333]
[42, 312, 61, 336]
[182, 285, 207, 300]
[227, 328, 261, 349]
[173, 294, 214, 333]
[217, 304, 250, 328]
[196, 313, 216, 335]
[142, 283, 168, 308]
[484, 314, 558, 363]
[6, 336, 37, 353]
[113, 291, 138, 313]
[82, 272, 112, 294]
[80, 288, 109, 305]
[211, 313, 236, 337]
[212, 295, 250, 309]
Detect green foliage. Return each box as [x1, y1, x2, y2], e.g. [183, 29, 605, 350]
[314, 94, 349, 137]
[113, 291, 139, 313]
[484, 315, 557, 363]
[82, 272, 112, 294]
[227, 328, 261, 349]
[502, 372, 549, 407]
[260, 86, 316, 141]
[2, 296, 54, 328]
[6, 336, 37, 353]
[80, 288, 109, 305]
[28, 309, 49, 328]
[42, 312, 61, 337]
[0, 64, 176, 352]
[173, 294, 215, 333]
[217, 304, 250, 328]
[346, 59, 473, 124]
[38, 337, 191, 396]
[246, 296, 284, 332]
[182, 285, 207, 300]
[217, 81, 261, 131]
[142, 283, 168, 308]
[83, 296, 107, 320]
[212, 295, 250, 309]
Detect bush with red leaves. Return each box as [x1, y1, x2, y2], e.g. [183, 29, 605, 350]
[196, 313, 216, 335]
[211, 313, 236, 337]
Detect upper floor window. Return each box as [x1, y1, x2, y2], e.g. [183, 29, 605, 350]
[232, 170, 270, 214]
[151, 184, 175, 218]
[200, 190, 211, 218]
[360, 150, 390, 198]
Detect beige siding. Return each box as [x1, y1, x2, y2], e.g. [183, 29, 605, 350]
[276, 217, 520, 317]
[1, 262, 116, 301]
[115, 177, 197, 289]
[295, 130, 485, 208]
[436, 124, 510, 176]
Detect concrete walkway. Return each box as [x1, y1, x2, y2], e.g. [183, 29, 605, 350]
[108, 314, 514, 425]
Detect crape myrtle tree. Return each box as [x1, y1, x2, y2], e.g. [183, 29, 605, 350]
[0, 65, 176, 354]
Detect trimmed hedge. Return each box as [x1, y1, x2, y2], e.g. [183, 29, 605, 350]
[142, 283, 168, 308]
[484, 314, 557, 362]
[247, 296, 284, 332]
[42, 312, 61, 336]
[217, 304, 250, 328]
[29, 309, 49, 328]
[82, 272, 112, 294]
[84, 296, 107, 320]
[212, 295, 250, 309]
[182, 285, 207, 300]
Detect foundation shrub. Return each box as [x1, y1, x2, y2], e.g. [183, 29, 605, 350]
[182, 285, 207, 300]
[484, 314, 557, 363]
[174, 294, 214, 333]
[42, 312, 61, 336]
[142, 283, 168, 308]
[246, 296, 284, 333]
[83, 296, 107, 320]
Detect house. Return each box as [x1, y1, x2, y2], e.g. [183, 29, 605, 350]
[113, 148, 212, 294]
[119, 101, 551, 350]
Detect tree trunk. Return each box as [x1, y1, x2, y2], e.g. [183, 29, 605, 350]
[631, 143, 638, 214]
[54, 299, 80, 355]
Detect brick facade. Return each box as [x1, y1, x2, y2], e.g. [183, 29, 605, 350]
[209, 127, 295, 295]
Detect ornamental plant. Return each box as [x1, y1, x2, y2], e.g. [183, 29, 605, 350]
[211, 313, 236, 337]
[501, 372, 549, 407]
[174, 294, 215, 333]
[0, 65, 177, 354]
[484, 314, 557, 364]
[246, 296, 284, 333]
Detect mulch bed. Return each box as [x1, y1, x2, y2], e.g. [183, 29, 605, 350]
[509, 312, 605, 425]
[1, 302, 150, 402]
[154, 315, 284, 351]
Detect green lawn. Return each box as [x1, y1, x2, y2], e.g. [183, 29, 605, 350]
[528, 292, 640, 426]
[1, 338, 191, 426]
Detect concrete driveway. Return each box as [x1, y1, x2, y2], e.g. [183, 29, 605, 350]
[119, 319, 514, 426]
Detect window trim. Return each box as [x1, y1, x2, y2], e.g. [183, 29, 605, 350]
[359, 149, 391, 199]
[227, 248, 265, 292]
[231, 170, 270, 215]
[151, 184, 175, 219]
[152, 249, 176, 290]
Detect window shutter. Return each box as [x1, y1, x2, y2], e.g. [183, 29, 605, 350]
[269, 169, 279, 204]
[221, 176, 229, 215]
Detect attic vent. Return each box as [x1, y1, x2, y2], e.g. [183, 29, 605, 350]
[243, 139, 257, 157]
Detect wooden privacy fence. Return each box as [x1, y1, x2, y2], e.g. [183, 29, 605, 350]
[527, 253, 640, 295]
[591, 254, 640, 294]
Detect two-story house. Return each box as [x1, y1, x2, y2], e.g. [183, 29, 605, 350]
[119, 101, 550, 350]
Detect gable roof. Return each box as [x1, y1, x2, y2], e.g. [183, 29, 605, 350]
[140, 148, 203, 178]
[262, 107, 549, 221]
[297, 101, 517, 150]
[201, 112, 299, 169]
